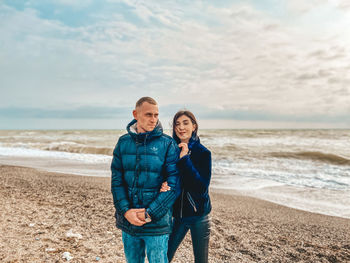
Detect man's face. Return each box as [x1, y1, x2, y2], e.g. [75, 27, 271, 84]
[133, 102, 159, 133]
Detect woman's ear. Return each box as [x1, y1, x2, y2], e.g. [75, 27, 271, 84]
[192, 123, 197, 132]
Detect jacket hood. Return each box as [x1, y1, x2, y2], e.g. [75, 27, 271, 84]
[127, 119, 163, 143]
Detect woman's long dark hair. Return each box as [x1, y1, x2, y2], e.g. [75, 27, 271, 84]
[172, 110, 198, 143]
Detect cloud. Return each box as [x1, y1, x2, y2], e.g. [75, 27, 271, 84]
[0, 106, 130, 119]
[336, 1, 350, 11]
[53, 0, 94, 7]
[286, 0, 328, 14]
[1, 1, 350, 128]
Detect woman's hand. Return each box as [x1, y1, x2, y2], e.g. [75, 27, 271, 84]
[179, 143, 189, 158]
[160, 181, 171, 192]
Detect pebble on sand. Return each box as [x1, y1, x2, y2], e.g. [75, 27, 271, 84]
[66, 229, 83, 239]
[62, 252, 73, 261]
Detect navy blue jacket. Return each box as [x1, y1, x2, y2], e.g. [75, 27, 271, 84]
[173, 135, 212, 218]
[111, 119, 181, 235]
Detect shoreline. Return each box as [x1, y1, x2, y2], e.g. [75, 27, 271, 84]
[211, 186, 350, 220]
[1, 164, 349, 262]
[1, 155, 349, 220]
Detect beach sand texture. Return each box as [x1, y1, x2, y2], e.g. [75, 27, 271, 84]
[1, 165, 349, 263]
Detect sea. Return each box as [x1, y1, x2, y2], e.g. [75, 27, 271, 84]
[0, 129, 349, 219]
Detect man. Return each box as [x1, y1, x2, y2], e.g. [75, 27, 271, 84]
[111, 97, 181, 263]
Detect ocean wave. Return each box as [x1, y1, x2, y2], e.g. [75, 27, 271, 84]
[43, 144, 113, 156]
[1, 141, 114, 156]
[270, 151, 350, 165]
[0, 146, 111, 164]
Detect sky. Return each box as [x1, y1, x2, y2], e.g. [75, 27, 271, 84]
[1, 0, 350, 129]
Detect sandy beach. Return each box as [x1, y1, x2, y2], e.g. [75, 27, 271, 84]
[0, 165, 349, 263]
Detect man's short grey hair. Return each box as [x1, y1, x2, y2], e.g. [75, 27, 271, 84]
[135, 97, 157, 108]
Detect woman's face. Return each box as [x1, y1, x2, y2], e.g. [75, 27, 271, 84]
[175, 115, 196, 143]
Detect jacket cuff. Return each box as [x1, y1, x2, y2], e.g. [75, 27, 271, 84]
[120, 205, 130, 216]
[177, 154, 190, 167]
[146, 207, 156, 220]
[146, 208, 152, 219]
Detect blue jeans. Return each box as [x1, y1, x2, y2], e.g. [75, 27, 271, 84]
[122, 231, 169, 263]
[168, 215, 210, 263]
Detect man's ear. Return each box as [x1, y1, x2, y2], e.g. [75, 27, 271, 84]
[132, 109, 138, 120]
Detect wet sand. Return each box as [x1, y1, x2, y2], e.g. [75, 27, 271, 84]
[0, 165, 349, 262]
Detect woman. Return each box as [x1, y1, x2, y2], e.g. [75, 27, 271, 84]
[161, 110, 212, 263]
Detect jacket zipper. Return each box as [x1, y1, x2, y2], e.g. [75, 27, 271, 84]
[180, 189, 184, 218]
[133, 134, 148, 207]
[138, 134, 148, 205]
[187, 192, 197, 212]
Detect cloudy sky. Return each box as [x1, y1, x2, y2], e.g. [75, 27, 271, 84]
[1, 0, 350, 129]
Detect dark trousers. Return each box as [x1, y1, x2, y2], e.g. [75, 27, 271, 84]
[167, 215, 210, 263]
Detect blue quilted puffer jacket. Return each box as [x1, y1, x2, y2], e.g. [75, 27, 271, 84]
[111, 119, 181, 236]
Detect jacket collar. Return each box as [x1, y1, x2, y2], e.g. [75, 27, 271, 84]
[127, 119, 163, 143]
[187, 133, 200, 150]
